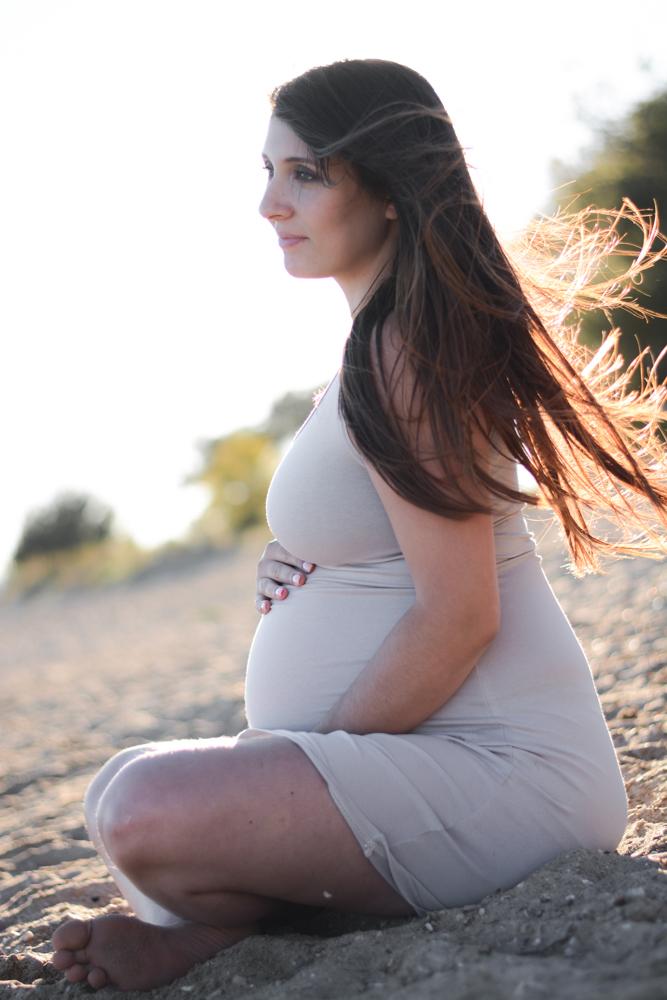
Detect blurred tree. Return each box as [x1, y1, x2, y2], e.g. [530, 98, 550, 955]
[187, 383, 322, 543]
[547, 87, 667, 382]
[256, 387, 316, 441]
[187, 429, 280, 542]
[13, 491, 114, 563]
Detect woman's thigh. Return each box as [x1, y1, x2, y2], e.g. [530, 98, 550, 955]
[97, 734, 416, 918]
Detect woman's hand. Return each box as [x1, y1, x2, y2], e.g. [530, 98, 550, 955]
[256, 539, 316, 614]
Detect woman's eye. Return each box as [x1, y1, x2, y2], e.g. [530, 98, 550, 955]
[261, 164, 317, 183]
[294, 168, 317, 182]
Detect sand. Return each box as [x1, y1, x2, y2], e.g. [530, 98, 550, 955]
[1, 515, 666, 998]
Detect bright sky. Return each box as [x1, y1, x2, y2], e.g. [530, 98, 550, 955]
[1, 0, 665, 581]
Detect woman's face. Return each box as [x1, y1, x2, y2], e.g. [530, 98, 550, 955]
[259, 116, 397, 313]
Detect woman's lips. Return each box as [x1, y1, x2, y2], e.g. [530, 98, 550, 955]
[278, 236, 307, 248]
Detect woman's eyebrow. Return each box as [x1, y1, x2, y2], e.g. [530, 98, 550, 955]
[261, 153, 317, 164]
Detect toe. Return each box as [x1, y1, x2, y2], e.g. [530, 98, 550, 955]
[87, 966, 109, 990]
[52, 949, 76, 970]
[65, 962, 90, 984]
[52, 917, 93, 953]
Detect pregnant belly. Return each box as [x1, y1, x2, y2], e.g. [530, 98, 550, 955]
[244, 565, 415, 731]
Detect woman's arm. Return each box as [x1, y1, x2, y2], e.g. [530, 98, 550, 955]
[314, 316, 500, 735]
[313, 484, 499, 735]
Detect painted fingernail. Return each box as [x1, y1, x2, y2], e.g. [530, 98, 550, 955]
[302, 562, 315, 572]
[292, 573, 304, 585]
[260, 600, 271, 613]
[276, 586, 288, 598]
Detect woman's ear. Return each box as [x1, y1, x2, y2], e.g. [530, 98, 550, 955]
[385, 201, 398, 220]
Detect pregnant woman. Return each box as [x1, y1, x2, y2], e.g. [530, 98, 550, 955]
[52, 58, 667, 992]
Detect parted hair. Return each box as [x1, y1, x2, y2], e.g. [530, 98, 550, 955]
[269, 58, 667, 575]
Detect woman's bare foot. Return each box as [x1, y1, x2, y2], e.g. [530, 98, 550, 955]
[51, 913, 257, 991]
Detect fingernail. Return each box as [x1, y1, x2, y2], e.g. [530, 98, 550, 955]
[292, 573, 304, 585]
[302, 562, 315, 572]
[260, 600, 271, 613]
[276, 587, 288, 598]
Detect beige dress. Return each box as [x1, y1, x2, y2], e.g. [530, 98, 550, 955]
[242, 368, 628, 916]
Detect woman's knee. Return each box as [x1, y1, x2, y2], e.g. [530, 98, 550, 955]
[83, 743, 156, 836]
[94, 737, 261, 875]
[95, 751, 179, 874]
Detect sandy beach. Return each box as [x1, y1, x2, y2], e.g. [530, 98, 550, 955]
[1, 513, 666, 999]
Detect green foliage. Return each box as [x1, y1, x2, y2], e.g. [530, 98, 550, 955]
[6, 491, 156, 597]
[13, 491, 115, 563]
[548, 87, 667, 381]
[187, 386, 318, 545]
[187, 429, 281, 543]
[6, 535, 151, 598]
[6, 385, 319, 595]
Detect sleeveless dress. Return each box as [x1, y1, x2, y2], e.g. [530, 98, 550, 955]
[242, 368, 628, 916]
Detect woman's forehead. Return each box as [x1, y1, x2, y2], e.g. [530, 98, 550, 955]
[261, 116, 313, 163]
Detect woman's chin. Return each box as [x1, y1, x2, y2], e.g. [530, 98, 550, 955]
[285, 270, 323, 280]
[282, 259, 327, 279]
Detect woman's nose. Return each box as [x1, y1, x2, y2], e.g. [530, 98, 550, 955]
[258, 182, 292, 222]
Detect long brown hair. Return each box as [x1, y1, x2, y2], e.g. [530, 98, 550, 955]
[269, 58, 667, 575]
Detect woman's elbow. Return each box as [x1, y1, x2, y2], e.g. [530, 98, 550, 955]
[418, 592, 500, 652]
